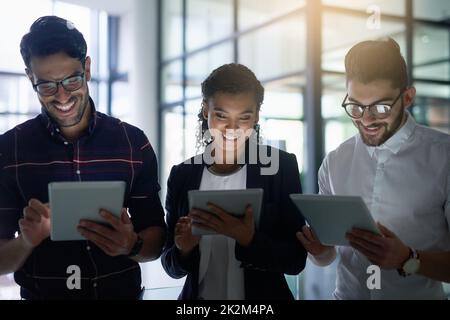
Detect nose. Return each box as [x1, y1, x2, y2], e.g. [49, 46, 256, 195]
[226, 118, 239, 131]
[54, 83, 71, 102]
[360, 107, 377, 125]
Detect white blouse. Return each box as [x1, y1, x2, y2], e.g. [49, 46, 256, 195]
[197, 165, 247, 300]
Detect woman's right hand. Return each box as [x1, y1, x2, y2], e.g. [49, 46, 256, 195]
[296, 225, 334, 257]
[174, 216, 201, 257]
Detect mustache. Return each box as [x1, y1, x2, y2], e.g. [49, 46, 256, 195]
[357, 122, 387, 129]
[50, 96, 77, 105]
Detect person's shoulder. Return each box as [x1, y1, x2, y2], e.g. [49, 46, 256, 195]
[98, 113, 151, 149]
[167, 154, 203, 184]
[325, 134, 359, 162]
[0, 116, 41, 143]
[98, 112, 145, 136]
[258, 144, 294, 162]
[173, 154, 204, 170]
[414, 123, 450, 148]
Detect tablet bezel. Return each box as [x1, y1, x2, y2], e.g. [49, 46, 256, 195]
[290, 194, 381, 246]
[188, 188, 264, 236]
[49, 181, 126, 241]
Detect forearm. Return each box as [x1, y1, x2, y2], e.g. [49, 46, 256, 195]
[417, 251, 450, 283]
[0, 236, 33, 275]
[309, 246, 337, 267]
[131, 226, 165, 263]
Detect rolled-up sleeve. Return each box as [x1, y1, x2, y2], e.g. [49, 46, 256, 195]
[126, 131, 166, 233]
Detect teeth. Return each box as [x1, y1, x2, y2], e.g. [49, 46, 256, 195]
[223, 130, 243, 141]
[223, 133, 241, 140]
[54, 101, 75, 112]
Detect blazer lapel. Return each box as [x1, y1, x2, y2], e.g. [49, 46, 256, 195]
[180, 157, 205, 216]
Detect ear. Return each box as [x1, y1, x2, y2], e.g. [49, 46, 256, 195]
[202, 101, 209, 120]
[84, 56, 92, 81]
[403, 86, 416, 109]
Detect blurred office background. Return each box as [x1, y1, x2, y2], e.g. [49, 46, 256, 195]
[0, 0, 449, 299]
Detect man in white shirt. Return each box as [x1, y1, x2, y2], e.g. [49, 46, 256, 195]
[297, 38, 450, 299]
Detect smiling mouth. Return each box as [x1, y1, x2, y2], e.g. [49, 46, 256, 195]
[361, 124, 382, 135]
[53, 100, 76, 113]
[223, 132, 242, 141]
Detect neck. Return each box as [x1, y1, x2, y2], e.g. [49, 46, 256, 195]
[391, 111, 409, 138]
[61, 100, 91, 142]
[209, 163, 242, 175]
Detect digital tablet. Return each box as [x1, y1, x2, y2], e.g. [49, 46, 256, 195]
[188, 188, 263, 236]
[289, 194, 381, 246]
[49, 181, 126, 241]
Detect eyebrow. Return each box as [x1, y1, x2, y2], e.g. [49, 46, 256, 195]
[348, 96, 396, 105]
[36, 71, 83, 84]
[213, 107, 254, 114]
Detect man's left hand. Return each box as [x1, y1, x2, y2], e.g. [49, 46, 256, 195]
[78, 208, 138, 257]
[346, 222, 410, 269]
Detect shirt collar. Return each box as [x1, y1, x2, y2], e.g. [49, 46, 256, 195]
[365, 112, 416, 157]
[39, 97, 99, 139]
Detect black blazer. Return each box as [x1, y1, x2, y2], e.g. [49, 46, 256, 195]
[161, 145, 307, 300]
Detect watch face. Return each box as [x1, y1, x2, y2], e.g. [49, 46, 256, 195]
[403, 258, 420, 274]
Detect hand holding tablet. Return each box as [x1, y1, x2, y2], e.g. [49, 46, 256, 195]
[188, 189, 263, 236]
[290, 194, 381, 246]
[49, 181, 126, 241]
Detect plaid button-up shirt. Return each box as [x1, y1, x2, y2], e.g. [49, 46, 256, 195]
[0, 98, 166, 299]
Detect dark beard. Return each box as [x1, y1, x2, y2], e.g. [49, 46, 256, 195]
[58, 94, 89, 128]
[358, 110, 405, 147]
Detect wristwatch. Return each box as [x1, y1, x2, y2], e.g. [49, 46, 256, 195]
[397, 247, 420, 277]
[127, 234, 144, 258]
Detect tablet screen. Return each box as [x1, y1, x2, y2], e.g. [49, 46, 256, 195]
[49, 181, 126, 241]
[290, 194, 381, 246]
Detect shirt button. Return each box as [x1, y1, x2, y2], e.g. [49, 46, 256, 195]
[76, 170, 81, 175]
[86, 246, 91, 251]
[374, 196, 380, 202]
[56, 128, 60, 133]
[93, 282, 97, 288]
[64, 141, 69, 145]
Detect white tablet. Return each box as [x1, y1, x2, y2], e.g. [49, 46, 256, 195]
[188, 188, 263, 236]
[49, 181, 126, 241]
[289, 194, 381, 246]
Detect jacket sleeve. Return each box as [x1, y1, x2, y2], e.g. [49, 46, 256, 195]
[160, 164, 200, 279]
[235, 153, 307, 275]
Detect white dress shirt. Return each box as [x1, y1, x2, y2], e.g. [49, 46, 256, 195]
[197, 165, 247, 300]
[319, 112, 450, 299]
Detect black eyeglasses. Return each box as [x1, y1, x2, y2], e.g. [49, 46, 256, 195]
[341, 89, 405, 120]
[32, 73, 85, 96]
